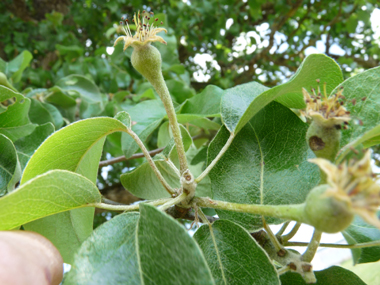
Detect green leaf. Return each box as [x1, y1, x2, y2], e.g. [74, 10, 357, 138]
[45, 11, 63, 27]
[165, 64, 185, 75]
[123, 130, 204, 199]
[179, 85, 224, 117]
[157, 126, 208, 198]
[42, 102, 64, 129]
[342, 215, 380, 264]
[187, 145, 212, 197]
[208, 102, 319, 229]
[21, 117, 128, 183]
[362, 134, 380, 148]
[346, 14, 358, 34]
[176, 114, 221, 131]
[115, 111, 132, 129]
[66, 205, 216, 284]
[0, 86, 36, 141]
[0, 71, 17, 92]
[0, 134, 19, 195]
[121, 100, 167, 158]
[221, 54, 343, 133]
[0, 170, 101, 231]
[120, 124, 193, 200]
[120, 159, 178, 200]
[29, 208, 94, 265]
[138, 204, 214, 284]
[166, 79, 195, 104]
[105, 27, 117, 39]
[55, 44, 84, 61]
[221, 81, 269, 133]
[194, 220, 280, 285]
[275, 54, 343, 109]
[333, 67, 380, 147]
[14, 123, 55, 170]
[191, 145, 208, 166]
[64, 213, 141, 285]
[338, 124, 380, 162]
[21, 117, 129, 263]
[159, 124, 195, 167]
[56, 75, 104, 118]
[157, 121, 171, 148]
[45, 86, 77, 122]
[280, 266, 366, 284]
[104, 132, 123, 157]
[0, 84, 23, 101]
[132, 88, 156, 102]
[46, 86, 77, 108]
[157, 122, 193, 150]
[29, 98, 63, 129]
[0, 50, 33, 83]
[154, 22, 180, 68]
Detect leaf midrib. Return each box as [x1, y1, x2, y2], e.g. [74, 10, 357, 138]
[248, 122, 265, 205]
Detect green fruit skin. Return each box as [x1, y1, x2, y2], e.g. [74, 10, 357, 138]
[131, 44, 162, 84]
[304, 185, 354, 233]
[306, 120, 341, 183]
[306, 120, 341, 162]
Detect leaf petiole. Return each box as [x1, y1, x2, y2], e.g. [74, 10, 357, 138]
[123, 128, 175, 195]
[195, 133, 235, 183]
[89, 198, 172, 212]
[282, 222, 302, 242]
[285, 240, 380, 249]
[301, 229, 322, 262]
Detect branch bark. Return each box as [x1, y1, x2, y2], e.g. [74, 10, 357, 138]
[99, 132, 215, 167]
[166, 205, 218, 223]
[99, 147, 164, 167]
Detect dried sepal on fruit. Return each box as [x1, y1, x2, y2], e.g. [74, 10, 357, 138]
[301, 80, 350, 128]
[114, 10, 167, 51]
[309, 150, 380, 228]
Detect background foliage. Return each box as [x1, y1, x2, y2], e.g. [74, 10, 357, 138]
[1, 0, 380, 283]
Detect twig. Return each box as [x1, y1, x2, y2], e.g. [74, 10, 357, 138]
[99, 147, 164, 167]
[158, 192, 188, 211]
[262, 217, 283, 253]
[165, 206, 218, 223]
[99, 133, 214, 168]
[276, 221, 290, 236]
